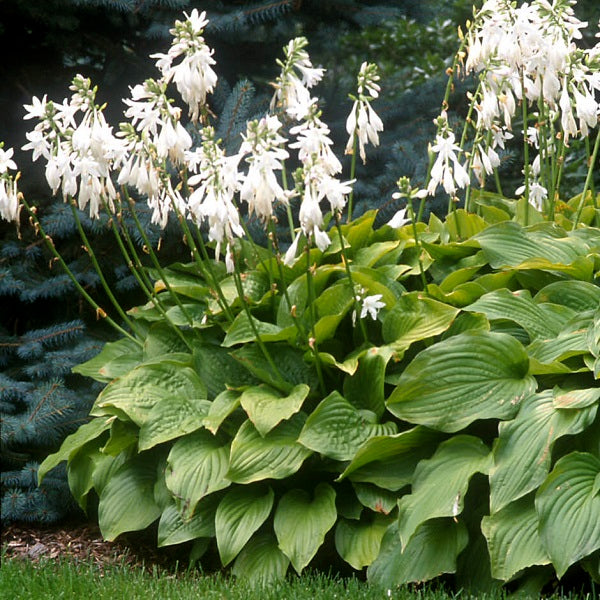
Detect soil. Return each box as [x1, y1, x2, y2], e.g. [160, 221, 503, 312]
[1, 518, 182, 571]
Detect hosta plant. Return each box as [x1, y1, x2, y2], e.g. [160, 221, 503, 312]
[0, 1, 598, 593]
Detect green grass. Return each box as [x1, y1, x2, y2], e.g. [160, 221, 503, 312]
[0, 554, 596, 600]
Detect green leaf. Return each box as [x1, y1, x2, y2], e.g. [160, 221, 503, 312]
[38, 417, 113, 484]
[72, 338, 143, 383]
[223, 312, 294, 347]
[343, 347, 393, 417]
[165, 430, 231, 519]
[227, 415, 311, 484]
[481, 495, 550, 581]
[490, 392, 597, 513]
[536, 452, 600, 577]
[157, 495, 219, 547]
[215, 484, 274, 566]
[475, 221, 590, 268]
[274, 483, 337, 573]
[338, 427, 444, 491]
[368, 519, 469, 586]
[194, 344, 258, 399]
[139, 396, 210, 451]
[240, 384, 309, 436]
[396, 435, 491, 548]
[203, 389, 242, 434]
[387, 331, 536, 432]
[98, 454, 161, 541]
[299, 392, 397, 461]
[335, 514, 394, 570]
[535, 281, 600, 312]
[352, 482, 398, 515]
[94, 361, 207, 428]
[466, 289, 571, 341]
[232, 532, 290, 585]
[382, 292, 459, 355]
[143, 322, 190, 359]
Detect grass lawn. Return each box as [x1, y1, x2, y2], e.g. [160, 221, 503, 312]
[1, 552, 597, 600]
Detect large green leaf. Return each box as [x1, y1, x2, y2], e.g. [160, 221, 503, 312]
[335, 513, 394, 570]
[138, 396, 210, 450]
[481, 495, 550, 581]
[72, 337, 143, 383]
[240, 383, 309, 436]
[535, 281, 600, 312]
[396, 435, 491, 548]
[338, 427, 444, 491]
[203, 389, 241, 434]
[382, 292, 459, 355]
[227, 415, 311, 484]
[165, 430, 231, 519]
[387, 331, 536, 432]
[475, 222, 590, 268]
[222, 312, 294, 347]
[232, 532, 290, 584]
[93, 360, 207, 428]
[215, 484, 274, 566]
[536, 452, 600, 577]
[352, 482, 398, 515]
[38, 416, 113, 483]
[490, 392, 597, 513]
[299, 392, 397, 461]
[343, 347, 393, 417]
[97, 454, 161, 541]
[274, 483, 337, 573]
[368, 519, 469, 586]
[466, 289, 572, 341]
[157, 495, 219, 547]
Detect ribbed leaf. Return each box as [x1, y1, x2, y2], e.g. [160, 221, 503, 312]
[535, 281, 600, 312]
[553, 387, 600, 409]
[368, 519, 469, 586]
[232, 532, 289, 584]
[536, 452, 600, 577]
[475, 222, 589, 268]
[396, 435, 491, 548]
[165, 430, 231, 518]
[94, 361, 207, 427]
[387, 331, 536, 432]
[240, 383, 309, 436]
[203, 389, 241, 434]
[335, 513, 393, 570]
[382, 292, 459, 353]
[466, 289, 571, 341]
[299, 392, 397, 461]
[38, 416, 112, 483]
[338, 427, 443, 491]
[274, 483, 337, 573]
[227, 415, 311, 484]
[139, 396, 210, 450]
[352, 482, 398, 515]
[490, 392, 597, 513]
[72, 337, 143, 383]
[481, 495, 550, 581]
[223, 312, 293, 347]
[98, 454, 161, 541]
[157, 495, 218, 547]
[215, 484, 274, 566]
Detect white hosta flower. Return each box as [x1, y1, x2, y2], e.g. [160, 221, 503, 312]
[471, 144, 501, 186]
[0, 175, 19, 223]
[152, 9, 217, 122]
[427, 131, 470, 196]
[270, 37, 324, 120]
[515, 179, 547, 212]
[317, 175, 354, 214]
[290, 118, 342, 175]
[559, 81, 578, 142]
[387, 206, 411, 229]
[345, 100, 384, 164]
[0, 147, 17, 173]
[572, 86, 599, 137]
[23, 95, 48, 121]
[298, 184, 330, 252]
[352, 293, 386, 325]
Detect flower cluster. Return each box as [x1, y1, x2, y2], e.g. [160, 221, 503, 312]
[345, 62, 384, 164]
[0, 146, 19, 222]
[22, 76, 126, 219]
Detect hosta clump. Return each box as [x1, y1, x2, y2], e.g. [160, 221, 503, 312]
[38, 203, 600, 590]
[4, 1, 597, 593]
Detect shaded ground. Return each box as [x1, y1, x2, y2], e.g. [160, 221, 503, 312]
[1, 520, 180, 570]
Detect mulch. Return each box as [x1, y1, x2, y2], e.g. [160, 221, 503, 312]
[1, 519, 182, 571]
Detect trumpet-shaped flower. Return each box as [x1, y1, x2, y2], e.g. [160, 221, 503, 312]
[427, 130, 470, 196]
